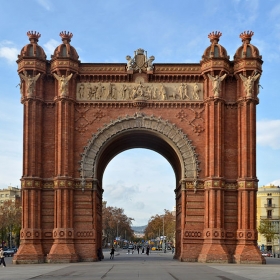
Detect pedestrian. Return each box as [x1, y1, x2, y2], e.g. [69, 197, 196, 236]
[0, 248, 6, 267]
[141, 246, 145, 254]
[172, 246, 175, 254]
[137, 246, 140, 254]
[146, 245, 150, 256]
[97, 247, 102, 261]
[110, 246, 115, 259]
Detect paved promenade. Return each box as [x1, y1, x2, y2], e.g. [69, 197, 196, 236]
[0, 250, 279, 280]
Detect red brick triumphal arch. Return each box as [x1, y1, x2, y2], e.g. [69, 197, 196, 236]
[14, 30, 265, 264]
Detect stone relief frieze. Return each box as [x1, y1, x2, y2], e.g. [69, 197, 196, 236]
[76, 82, 203, 102]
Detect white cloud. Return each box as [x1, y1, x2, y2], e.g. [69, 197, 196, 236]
[104, 181, 140, 202]
[0, 41, 19, 64]
[257, 119, 280, 149]
[267, 179, 280, 187]
[43, 39, 60, 58]
[37, 0, 51, 10]
[103, 149, 176, 226]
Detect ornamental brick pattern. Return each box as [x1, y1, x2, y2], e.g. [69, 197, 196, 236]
[14, 30, 264, 264]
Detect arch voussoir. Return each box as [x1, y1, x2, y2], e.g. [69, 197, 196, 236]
[80, 113, 199, 181]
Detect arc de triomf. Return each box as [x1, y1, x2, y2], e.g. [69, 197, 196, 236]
[14, 30, 264, 264]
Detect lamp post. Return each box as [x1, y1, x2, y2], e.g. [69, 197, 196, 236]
[116, 219, 119, 247]
[161, 215, 166, 253]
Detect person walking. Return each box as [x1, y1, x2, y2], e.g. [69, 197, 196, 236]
[97, 247, 103, 261]
[110, 246, 115, 259]
[141, 246, 145, 254]
[0, 248, 6, 267]
[146, 246, 150, 256]
[137, 246, 140, 254]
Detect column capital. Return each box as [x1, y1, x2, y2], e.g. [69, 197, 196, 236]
[53, 179, 74, 189]
[21, 178, 42, 189]
[237, 179, 258, 190]
[204, 178, 225, 189]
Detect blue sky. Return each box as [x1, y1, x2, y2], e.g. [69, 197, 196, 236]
[0, 0, 280, 226]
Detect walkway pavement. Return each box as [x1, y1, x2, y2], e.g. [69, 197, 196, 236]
[0, 250, 279, 280]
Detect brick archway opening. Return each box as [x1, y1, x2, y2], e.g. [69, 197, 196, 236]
[80, 113, 199, 260]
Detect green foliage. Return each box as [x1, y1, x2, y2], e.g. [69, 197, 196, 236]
[0, 199, 22, 247]
[144, 209, 175, 242]
[102, 206, 134, 247]
[258, 219, 278, 241]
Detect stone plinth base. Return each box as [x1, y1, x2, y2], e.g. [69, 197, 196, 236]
[234, 243, 266, 264]
[47, 242, 78, 263]
[178, 242, 203, 262]
[13, 243, 44, 264]
[198, 242, 231, 263]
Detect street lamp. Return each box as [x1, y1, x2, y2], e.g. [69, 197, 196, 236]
[117, 220, 119, 239]
[161, 215, 166, 253]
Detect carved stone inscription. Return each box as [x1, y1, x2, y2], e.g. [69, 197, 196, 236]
[76, 82, 203, 101]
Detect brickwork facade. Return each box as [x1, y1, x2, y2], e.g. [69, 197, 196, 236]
[13, 30, 264, 264]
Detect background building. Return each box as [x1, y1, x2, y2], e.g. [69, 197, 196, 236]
[257, 185, 280, 253]
[0, 186, 21, 206]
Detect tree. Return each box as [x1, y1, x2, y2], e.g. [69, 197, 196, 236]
[102, 206, 134, 247]
[0, 199, 22, 248]
[144, 209, 175, 243]
[258, 219, 279, 252]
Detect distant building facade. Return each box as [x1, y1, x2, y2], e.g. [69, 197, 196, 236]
[0, 186, 21, 206]
[257, 185, 280, 252]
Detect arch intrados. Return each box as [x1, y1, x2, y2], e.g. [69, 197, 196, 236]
[80, 113, 199, 185]
[95, 129, 183, 183]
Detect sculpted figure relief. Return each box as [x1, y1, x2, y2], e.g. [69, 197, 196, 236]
[126, 55, 134, 71]
[239, 72, 261, 97]
[193, 83, 200, 100]
[147, 56, 155, 71]
[19, 72, 41, 97]
[96, 82, 106, 99]
[76, 82, 203, 101]
[178, 83, 190, 100]
[88, 85, 98, 100]
[78, 84, 85, 98]
[207, 73, 227, 97]
[159, 83, 167, 100]
[53, 73, 73, 96]
[121, 84, 128, 99]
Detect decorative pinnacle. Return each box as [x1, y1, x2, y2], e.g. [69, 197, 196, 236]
[240, 31, 254, 43]
[208, 31, 222, 43]
[27, 31, 41, 43]
[59, 31, 73, 43]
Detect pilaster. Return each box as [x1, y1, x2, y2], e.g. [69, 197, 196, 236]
[15, 42, 45, 262]
[91, 180, 102, 261]
[234, 81, 263, 263]
[47, 179, 78, 263]
[234, 180, 265, 263]
[198, 89, 230, 262]
[178, 180, 186, 261]
[13, 179, 44, 264]
[198, 179, 230, 263]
